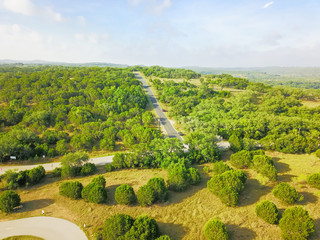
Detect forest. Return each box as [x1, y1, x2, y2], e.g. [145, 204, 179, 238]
[0, 66, 160, 161]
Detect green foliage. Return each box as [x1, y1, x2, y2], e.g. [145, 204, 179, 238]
[124, 215, 160, 240]
[167, 162, 190, 191]
[230, 150, 252, 169]
[61, 151, 89, 178]
[105, 164, 115, 172]
[26, 165, 45, 184]
[188, 167, 201, 185]
[115, 184, 136, 205]
[203, 218, 229, 240]
[82, 182, 107, 204]
[59, 181, 83, 200]
[103, 214, 134, 240]
[212, 161, 231, 175]
[0, 190, 21, 213]
[146, 177, 168, 202]
[307, 173, 320, 189]
[228, 134, 243, 152]
[315, 149, 320, 158]
[80, 163, 97, 176]
[207, 170, 246, 206]
[91, 175, 106, 188]
[272, 182, 303, 204]
[155, 235, 171, 240]
[137, 185, 156, 207]
[279, 206, 314, 240]
[255, 200, 279, 224]
[52, 167, 62, 177]
[252, 155, 277, 181]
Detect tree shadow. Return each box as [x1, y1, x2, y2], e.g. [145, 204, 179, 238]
[272, 158, 291, 174]
[226, 224, 257, 240]
[298, 192, 318, 205]
[106, 184, 122, 206]
[18, 198, 54, 213]
[277, 174, 297, 182]
[157, 222, 187, 239]
[311, 219, 320, 240]
[238, 178, 272, 206]
[167, 166, 210, 204]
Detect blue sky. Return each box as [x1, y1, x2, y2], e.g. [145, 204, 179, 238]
[0, 0, 320, 67]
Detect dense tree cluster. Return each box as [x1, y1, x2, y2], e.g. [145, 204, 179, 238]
[136, 66, 201, 79]
[207, 169, 247, 206]
[0, 66, 159, 161]
[5, 165, 45, 189]
[102, 214, 170, 240]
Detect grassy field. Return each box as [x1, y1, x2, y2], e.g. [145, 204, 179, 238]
[1, 151, 320, 240]
[3, 236, 44, 240]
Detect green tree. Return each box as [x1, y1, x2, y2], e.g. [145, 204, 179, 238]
[255, 200, 279, 224]
[115, 184, 136, 205]
[59, 181, 83, 199]
[279, 206, 314, 240]
[230, 150, 252, 169]
[124, 216, 160, 240]
[82, 183, 107, 204]
[61, 151, 89, 178]
[188, 167, 201, 185]
[203, 218, 229, 240]
[0, 190, 21, 213]
[307, 173, 320, 189]
[212, 161, 231, 175]
[103, 214, 134, 240]
[137, 185, 156, 207]
[272, 182, 303, 204]
[146, 177, 168, 202]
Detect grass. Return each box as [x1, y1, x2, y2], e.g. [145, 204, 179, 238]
[2, 236, 44, 240]
[1, 152, 320, 240]
[301, 100, 320, 108]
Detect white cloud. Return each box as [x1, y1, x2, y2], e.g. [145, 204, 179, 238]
[77, 16, 86, 26]
[1, 0, 63, 21]
[262, 1, 274, 9]
[74, 32, 109, 44]
[128, 0, 172, 15]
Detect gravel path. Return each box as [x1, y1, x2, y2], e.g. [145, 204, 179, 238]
[0, 217, 88, 240]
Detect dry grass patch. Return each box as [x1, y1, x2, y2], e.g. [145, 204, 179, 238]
[301, 100, 320, 108]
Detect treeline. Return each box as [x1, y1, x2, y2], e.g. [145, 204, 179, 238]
[132, 66, 201, 79]
[0, 66, 160, 161]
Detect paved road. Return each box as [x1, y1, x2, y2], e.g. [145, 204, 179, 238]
[134, 72, 183, 141]
[0, 155, 113, 175]
[0, 216, 87, 240]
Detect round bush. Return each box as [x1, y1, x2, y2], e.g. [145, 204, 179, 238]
[91, 175, 106, 188]
[59, 181, 83, 199]
[255, 200, 279, 224]
[0, 190, 21, 213]
[80, 163, 97, 176]
[218, 186, 239, 207]
[279, 206, 314, 240]
[203, 218, 229, 240]
[82, 183, 107, 204]
[230, 150, 252, 169]
[272, 182, 303, 204]
[26, 165, 46, 185]
[124, 215, 160, 240]
[315, 149, 320, 158]
[188, 167, 201, 185]
[103, 214, 134, 240]
[115, 184, 136, 205]
[167, 162, 190, 191]
[52, 167, 62, 177]
[155, 235, 171, 240]
[137, 185, 156, 207]
[146, 177, 168, 202]
[307, 173, 320, 189]
[212, 161, 231, 175]
[105, 164, 115, 172]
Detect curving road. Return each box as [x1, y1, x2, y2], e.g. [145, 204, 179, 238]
[0, 216, 87, 240]
[134, 72, 183, 141]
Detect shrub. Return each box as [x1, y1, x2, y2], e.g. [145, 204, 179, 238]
[229, 133, 243, 152]
[259, 164, 277, 181]
[218, 186, 239, 207]
[91, 175, 106, 188]
[203, 166, 209, 173]
[26, 165, 45, 184]
[255, 200, 279, 224]
[103, 214, 134, 240]
[146, 177, 168, 202]
[115, 184, 136, 205]
[59, 181, 83, 199]
[212, 161, 231, 175]
[5, 170, 19, 189]
[52, 167, 62, 177]
[155, 235, 171, 240]
[124, 215, 160, 240]
[279, 206, 314, 240]
[105, 164, 115, 172]
[61, 165, 81, 178]
[307, 173, 320, 189]
[230, 150, 252, 169]
[250, 149, 265, 156]
[272, 182, 303, 204]
[0, 190, 21, 213]
[137, 185, 156, 207]
[315, 149, 320, 158]
[203, 218, 229, 240]
[188, 167, 201, 185]
[167, 162, 190, 191]
[82, 183, 107, 204]
[252, 155, 273, 170]
[80, 163, 97, 176]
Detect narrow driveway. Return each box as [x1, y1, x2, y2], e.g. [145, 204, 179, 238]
[0, 155, 113, 175]
[134, 72, 183, 141]
[0, 216, 87, 240]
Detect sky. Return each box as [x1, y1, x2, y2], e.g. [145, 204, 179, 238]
[0, 0, 320, 67]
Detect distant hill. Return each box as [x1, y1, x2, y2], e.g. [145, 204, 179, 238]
[0, 59, 128, 68]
